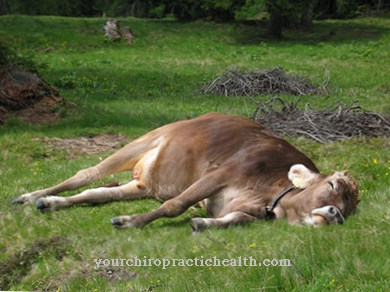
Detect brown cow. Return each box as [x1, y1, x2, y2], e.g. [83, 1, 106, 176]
[11, 113, 359, 231]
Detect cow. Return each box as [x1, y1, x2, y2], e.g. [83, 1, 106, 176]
[11, 113, 359, 231]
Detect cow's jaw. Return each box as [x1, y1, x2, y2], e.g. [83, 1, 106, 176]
[303, 205, 345, 227]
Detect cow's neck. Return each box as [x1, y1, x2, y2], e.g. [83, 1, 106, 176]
[272, 187, 304, 220]
[268, 185, 296, 211]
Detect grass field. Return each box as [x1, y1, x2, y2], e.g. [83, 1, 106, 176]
[0, 15, 389, 291]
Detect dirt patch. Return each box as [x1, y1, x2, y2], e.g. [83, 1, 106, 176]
[38, 134, 129, 158]
[90, 266, 138, 282]
[45, 263, 138, 291]
[0, 65, 66, 125]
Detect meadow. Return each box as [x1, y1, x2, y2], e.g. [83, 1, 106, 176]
[0, 14, 389, 291]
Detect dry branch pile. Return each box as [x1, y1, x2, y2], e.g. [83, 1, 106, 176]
[254, 98, 390, 143]
[202, 67, 325, 96]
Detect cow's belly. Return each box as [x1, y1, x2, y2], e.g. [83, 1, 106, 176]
[153, 186, 183, 202]
[131, 143, 193, 202]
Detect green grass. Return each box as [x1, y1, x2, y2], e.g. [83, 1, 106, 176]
[0, 15, 389, 291]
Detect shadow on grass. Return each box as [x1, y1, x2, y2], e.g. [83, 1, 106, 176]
[0, 236, 77, 290]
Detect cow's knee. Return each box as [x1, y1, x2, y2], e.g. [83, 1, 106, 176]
[110, 199, 189, 229]
[160, 200, 187, 217]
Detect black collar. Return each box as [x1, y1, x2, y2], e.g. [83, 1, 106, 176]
[268, 185, 296, 211]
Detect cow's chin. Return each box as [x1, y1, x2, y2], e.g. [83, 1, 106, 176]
[303, 214, 330, 227]
[303, 205, 345, 227]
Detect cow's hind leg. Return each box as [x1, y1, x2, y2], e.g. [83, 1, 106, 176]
[36, 180, 151, 211]
[189, 212, 256, 232]
[12, 134, 163, 204]
[11, 166, 104, 204]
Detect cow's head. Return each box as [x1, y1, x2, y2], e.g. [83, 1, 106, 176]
[277, 164, 359, 226]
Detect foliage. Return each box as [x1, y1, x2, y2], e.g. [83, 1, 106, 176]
[235, 0, 267, 21]
[0, 15, 389, 291]
[5, 0, 99, 16]
[199, 0, 243, 22]
[264, 0, 312, 16]
[2, 0, 386, 39]
[1, 0, 385, 20]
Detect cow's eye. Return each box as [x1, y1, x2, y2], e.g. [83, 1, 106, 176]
[328, 182, 334, 189]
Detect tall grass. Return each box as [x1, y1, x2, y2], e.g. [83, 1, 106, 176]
[0, 15, 389, 291]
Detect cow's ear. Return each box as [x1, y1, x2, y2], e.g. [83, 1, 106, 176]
[288, 164, 318, 189]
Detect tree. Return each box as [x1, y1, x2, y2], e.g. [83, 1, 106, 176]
[236, 0, 314, 38]
[1, 0, 385, 30]
[0, 0, 10, 15]
[214, 0, 312, 38]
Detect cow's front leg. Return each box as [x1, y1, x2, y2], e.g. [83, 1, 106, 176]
[110, 196, 191, 228]
[111, 170, 228, 228]
[35, 180, 150, 211]
[189, 212, 256, 232]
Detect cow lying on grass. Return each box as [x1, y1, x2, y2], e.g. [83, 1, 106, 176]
[12, 113, 359, 231]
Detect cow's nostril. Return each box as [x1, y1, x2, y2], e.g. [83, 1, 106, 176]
[329, 206, 335, 214]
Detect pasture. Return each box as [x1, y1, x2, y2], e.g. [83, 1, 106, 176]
[0, 15, 389, 291]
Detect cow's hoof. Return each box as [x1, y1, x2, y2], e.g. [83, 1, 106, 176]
[111, 217, 123, 227]
[36, 198, 49, 212]
[11, 197, 22, 204]
[189, 218, 206, 233]
[111, 215, 144, 228]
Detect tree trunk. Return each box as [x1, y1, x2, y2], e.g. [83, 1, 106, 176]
[301, 0, 316, 31]
[376, 0, 383, 16]
[0, 0, 10, 15]
[130, 1, 136, 17]
[268, 12, 283, 39]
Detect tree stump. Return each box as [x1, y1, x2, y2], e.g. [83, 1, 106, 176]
[0, 65, 64, 124]
[103, 18, 134, 45]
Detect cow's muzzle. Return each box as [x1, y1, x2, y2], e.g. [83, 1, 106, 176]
[310, 205, 345, 226]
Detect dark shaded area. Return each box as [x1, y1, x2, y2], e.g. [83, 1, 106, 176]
[0, 235, 137, 290]
[0, 236, 70, 290]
